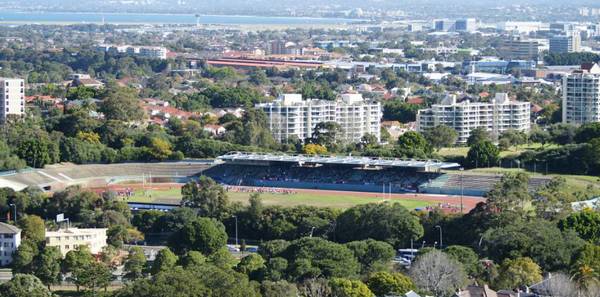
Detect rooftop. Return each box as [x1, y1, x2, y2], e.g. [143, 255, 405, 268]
[218, 152, 460, 170]
[0, 222, 21, 234]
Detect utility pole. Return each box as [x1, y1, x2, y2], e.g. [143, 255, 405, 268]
[233, 215, 238, 247]
[9, 203, 16, 222]
[459, 167, 464, 213]
[435, 225, 443, 249]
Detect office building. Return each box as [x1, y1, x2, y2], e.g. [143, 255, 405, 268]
[0, 78, 25, 123]
[499, 38, 541, 60]
[417, 93, 530, 143]
[434, 19, 455, 32]
[0, 222, 20, 266]
[549, 33, 581, 53]
[455, 18, 477, 32]
[45, 228, 107, 256]
[257, 94, 382, 143]
[562, 64, 600, 125]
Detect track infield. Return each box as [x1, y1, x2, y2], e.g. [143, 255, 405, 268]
[96, 183, 485, 212]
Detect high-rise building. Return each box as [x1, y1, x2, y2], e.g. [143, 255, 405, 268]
[549, 33, 581, 53]
[0, 78, 25, 123]
[455, 18, 477, 32]
[0, 222, 21, 266]
[417, 93, 530, 143]
[499, 38, 541, 60]
[562, 64, 600, 125]
[257, 94, 382, 143]
[434, 19, 455, 32]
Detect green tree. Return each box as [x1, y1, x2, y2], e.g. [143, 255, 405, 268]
[571, 244, 600, 291]
[312, 121, 344, 150]
[169, 217, 228, 255]
[100, 87, 145, 122]
[499, 129, 528, 148]
[345, 239, 395, 275]
[16, 137, 58, 168]
[395, 131, 431, 158]
[495, 257, 542, 290]
[366, 271, 416, 297]
[575, 122, 600, 143]
[180, 251, 207, 268]
[330, 278, 375, 297]
[0, 274, 52, 297]
[467, 127, 491, 146]
[534, 177, 575, 220]
[282, 237, 360, 281]
[559, 210, 600, 244]
[548, 123, 577, 145]
[151, 248, 179, 275]
[63, 246, 95, 291]
[424, 125, 458, 150]
[124, 246, 147, 280]
[194, 264, 262, 297]
[236, 253, 266, 278]
[148, 138, 173, 161]
[76, 262, 113, 294]
[335, 203, 424, 248]
[261, 280, 299, 297]
[466, 140, 500, 168]
[18, 215, 45, 243]
[443, 245, 480, 277]
[12, 239, 39, 274]
[486, 172, 531, 212]
[181, 176, 229, 219]
[33, 247, 62, 288]
[481, 218, 584, 271]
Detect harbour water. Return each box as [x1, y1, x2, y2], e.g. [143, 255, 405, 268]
[0, 11, 360, 25]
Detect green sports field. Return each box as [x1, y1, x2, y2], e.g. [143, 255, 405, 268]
[127, 187, 434, 210]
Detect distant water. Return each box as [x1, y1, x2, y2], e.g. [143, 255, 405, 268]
[0, 11, 360, 25]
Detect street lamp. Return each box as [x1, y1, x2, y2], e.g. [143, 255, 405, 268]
[232, 215, 238, 247]
[9, 203, 16, 222]
[435, 225, 443, 249]
[309, 227, 316, 238]
[459, 167, 464, 214]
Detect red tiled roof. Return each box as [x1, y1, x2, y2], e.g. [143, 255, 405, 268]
[406, 96, 424, 105]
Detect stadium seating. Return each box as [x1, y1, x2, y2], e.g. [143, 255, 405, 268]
[204, 164, 441, 193]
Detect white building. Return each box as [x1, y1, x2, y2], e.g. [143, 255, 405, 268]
[0, 78, 25, 123]
[257, 94, 382, 144]
[97, 44, 168, 59]
[45, 228, 107, 256]
[417, 93, 531, 143]
[0, 222, 21, 266]
[562, 64, 600, 125]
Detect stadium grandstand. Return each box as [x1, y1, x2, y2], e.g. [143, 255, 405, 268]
[207, 152, 461, 194]
[0, 161, 212, 192]
[210, 152, 551, 196]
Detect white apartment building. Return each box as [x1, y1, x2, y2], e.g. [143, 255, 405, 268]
[0, 222, 21, 266]
[45, 228, 107, 256]
[257, 94, 382, 144]
[417, 93, 531, 143]
[562, 64, 600, 125]
[0, 78, 25, 123]
[97, 44, 168, 59]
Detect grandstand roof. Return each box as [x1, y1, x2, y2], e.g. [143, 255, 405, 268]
[217, 152, 460, 170]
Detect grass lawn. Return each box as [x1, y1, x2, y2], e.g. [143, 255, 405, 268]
[127, 188, 433, 210]
[438, 143, 558, 158]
